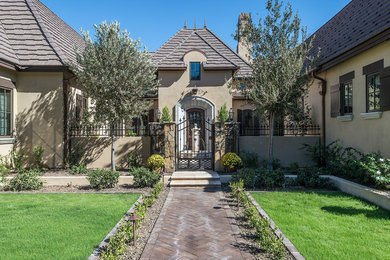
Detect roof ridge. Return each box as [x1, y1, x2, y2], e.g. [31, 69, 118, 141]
[204, 28, 252, 68]
[158, 29, 196, 65]
[194, 30, 237, 67]
[0, 20, 19, 65]
[25, 0, 66, 65]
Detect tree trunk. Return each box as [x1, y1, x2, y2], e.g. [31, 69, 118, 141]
[111, 125, 116, 171]
[268, 113, 275, 170]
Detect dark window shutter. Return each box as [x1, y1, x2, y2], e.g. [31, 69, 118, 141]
[380, 66, 390, 111]
[75, 94, 83, 121]
[148, 109, 154, 123]
[237, 109, 243, 135]
[330, 84, 340, 118]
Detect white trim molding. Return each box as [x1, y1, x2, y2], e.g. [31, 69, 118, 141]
[360, 111, 383, 120]
[0, 138, 15, 144]
[337, 114, 353, 122]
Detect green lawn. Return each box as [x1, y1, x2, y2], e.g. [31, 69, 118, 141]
[0, 193, 139, 260]
[250, 191, 390, 260]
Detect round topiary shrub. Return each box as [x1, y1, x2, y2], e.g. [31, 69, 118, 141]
[87, 169, 119, 190]
[222, 152, 242, 172]
[146, 154, 165, 171]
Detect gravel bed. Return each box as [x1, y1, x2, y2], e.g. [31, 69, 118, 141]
[223, 188, 294, 260]
[0, 184, 150, 194]
[121, 186, 170, 260]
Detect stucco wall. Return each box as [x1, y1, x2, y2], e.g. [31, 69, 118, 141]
[158, 50, 234, 121]
[239, 136, 319, 166]
[16, 72, 64, 168]
[71, 136, 151, 169]
[307, 40, 390, 157]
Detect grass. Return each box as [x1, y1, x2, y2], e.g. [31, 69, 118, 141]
[0, 193, 140, 260]
[250, 191, 390, 260]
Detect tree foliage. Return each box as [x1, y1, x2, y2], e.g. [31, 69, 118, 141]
[69, 21, 158, 170]
[233, 0, 317, 169]
[161, 106, 172, 123]
[217, 103, 229, 123]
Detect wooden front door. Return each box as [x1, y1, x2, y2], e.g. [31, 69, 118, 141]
[186, 108, 205, 150]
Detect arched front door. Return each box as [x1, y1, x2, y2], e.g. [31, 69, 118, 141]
[186, 108, 205, 150]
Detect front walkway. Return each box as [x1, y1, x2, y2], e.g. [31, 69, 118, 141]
[140, 188, 249, 259]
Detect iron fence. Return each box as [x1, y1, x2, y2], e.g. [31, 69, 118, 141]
[69, 124, 148, 137]
[240, 123, 320, 136]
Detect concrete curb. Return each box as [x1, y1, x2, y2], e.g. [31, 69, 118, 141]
[246, 192, 305, 260]
[88, 194, 144, 260]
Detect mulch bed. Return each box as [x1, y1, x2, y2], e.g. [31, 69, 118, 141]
[223, 187, 294, 260]
[120, 186, 169, 260]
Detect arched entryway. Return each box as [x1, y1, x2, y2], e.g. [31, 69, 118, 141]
[175, 96, 215, 170]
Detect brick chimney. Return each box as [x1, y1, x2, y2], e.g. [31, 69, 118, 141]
[237, 13, 252, 63]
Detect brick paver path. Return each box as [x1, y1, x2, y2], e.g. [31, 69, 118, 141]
[140, 188, 249, 260]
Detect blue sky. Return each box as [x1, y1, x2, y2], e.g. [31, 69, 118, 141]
[41, 0, 351, 52]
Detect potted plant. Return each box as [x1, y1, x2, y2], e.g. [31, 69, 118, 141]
[146, 154, 165, 174]
[222, 152, 242, 173]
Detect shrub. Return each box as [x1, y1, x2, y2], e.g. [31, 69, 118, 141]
[242, 151, 259, 168]
[87, 170, 119, 190]
[146, 154, 165, 170]
[11, 150, 28, 172]
[296, 167, 333, 189]
[257, 168, 285, 188]
[217, 103, 229, 123]
[120, 151, 141, 170]
[231, 168, 257, 188]
[4, 169, 43, 191]
[161, 106, 172, 123]
[222, 152, 242, 171]
[70, 163, 88, 175]
[130, 167, 160, 188]
[32, 145, 46, 170]
[259, 158, 282, 170]
[0, 155, 11, 176]
[359, 153, 390, 188]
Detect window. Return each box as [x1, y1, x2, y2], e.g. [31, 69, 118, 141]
[341, 81, 353, 114]
[367, 73, 381, 112]
[0, 88, 11, 136]
[190, 62, 200, 80]
[240, 83, 246, 89]
[237, 109, 260, 135]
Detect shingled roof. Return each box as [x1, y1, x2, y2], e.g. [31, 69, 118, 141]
[152, 27, 252, 78]
[310, 0, 390, 70]
[0, 0, 85, 69]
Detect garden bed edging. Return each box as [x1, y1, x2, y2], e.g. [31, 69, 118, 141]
[246, 192, 305, 260]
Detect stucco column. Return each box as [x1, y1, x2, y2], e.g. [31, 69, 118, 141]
[163, 122, 176, 173]
[214, 122, 240, 172]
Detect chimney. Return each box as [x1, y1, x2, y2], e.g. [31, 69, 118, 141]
[237, 13, 252, 63]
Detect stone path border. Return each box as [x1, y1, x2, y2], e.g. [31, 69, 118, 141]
[247, 192, 305, 260]
[88, 194, 144, 260]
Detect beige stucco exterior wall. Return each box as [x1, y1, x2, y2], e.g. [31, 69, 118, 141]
[158, 51, 234, 121]
[239, 136, 319, 166]
[16, 72, 64, 168]
[307, 40, 390, 157]
[71, 136, 151, 169]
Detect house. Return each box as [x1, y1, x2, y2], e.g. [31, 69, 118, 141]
[307, 0, 390, 157]
[0, 0, 84, 168]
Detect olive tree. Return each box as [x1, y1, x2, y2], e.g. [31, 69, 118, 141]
[70, 21, 158, 171]
[233, 0, 316, 169]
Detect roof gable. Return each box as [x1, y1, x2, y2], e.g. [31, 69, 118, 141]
[152, 27, 252, 77]
[0, 0, 85, 68]
[310, 0, 390, 69]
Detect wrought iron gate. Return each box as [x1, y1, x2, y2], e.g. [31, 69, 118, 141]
[176, 117, 214, 170]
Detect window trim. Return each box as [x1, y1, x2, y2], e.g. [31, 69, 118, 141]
[366, 73, 381, 112]
[0, 86, 13, 138]
[190, 62, 201, 81]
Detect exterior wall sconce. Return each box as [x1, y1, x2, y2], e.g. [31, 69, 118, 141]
[192, 86, 198, 95]
[229, 108, 234, 121]
[156, 108, 161, 122]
